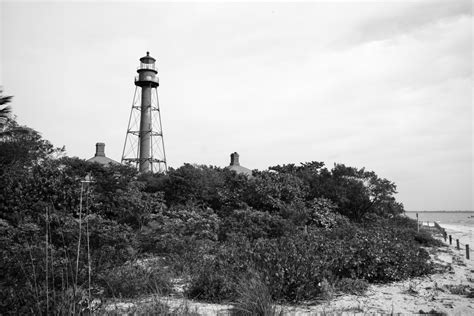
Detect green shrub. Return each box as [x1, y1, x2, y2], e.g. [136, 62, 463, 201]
[186, 222, 433, 303]
[413, 230, 444, 247]
[186, 268, 234, 302]
[219, 208, 291, 241]
[305, 198, 347, 229]
[446, 284, 472, 296]
[368, 216, 443, 247]
[102, 261, 172, 298]
[185, 237, 254, 301]
[335, 278, 369, 295]
[328, 225, 433, 282]
[138, 203, 220, 255]
[250, 233, 334, 301]
[418, 309, 447, 315]
[185, 253, 237, 301]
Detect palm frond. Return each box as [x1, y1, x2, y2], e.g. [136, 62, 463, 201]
[0, 105, 12, 118]
[0, 95, 13, 106]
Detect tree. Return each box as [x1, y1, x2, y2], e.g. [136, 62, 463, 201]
[0, 90, 12, 130]
[242, 170, 308, 213]
[307, 163, 403, 220]
[269, 162, 403, 220]
[161, 164, 225, 207]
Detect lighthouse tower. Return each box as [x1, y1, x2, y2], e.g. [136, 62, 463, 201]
[121, 52, 167, 173]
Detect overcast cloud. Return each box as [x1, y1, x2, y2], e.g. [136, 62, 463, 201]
[1, 0, 472, 211]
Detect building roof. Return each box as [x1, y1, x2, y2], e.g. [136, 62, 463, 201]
[226, 152, 252, 177]
[140, 51, 156, 63]
[87, 143, 119, 166]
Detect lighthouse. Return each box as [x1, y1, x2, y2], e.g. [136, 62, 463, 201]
[122, 52, 167, 173]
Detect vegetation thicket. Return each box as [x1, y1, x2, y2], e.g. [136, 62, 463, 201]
[0, 93, 442, 314]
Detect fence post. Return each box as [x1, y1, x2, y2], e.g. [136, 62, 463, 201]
[456, 239, 460, 250]
[416, 213, 419, 232]
[449, 235, 452, 245]
[466, 245, 470, 260]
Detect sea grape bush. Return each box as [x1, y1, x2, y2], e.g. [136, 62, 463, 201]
[187, 222, 434, 302]
[219, 208, 292, 241]
[186, 237, 253, 301]
[304, 198, 347, 228]
[101, 260, 172, 298]
[138, 202, 220, 255]
[328, 225, 432, 282]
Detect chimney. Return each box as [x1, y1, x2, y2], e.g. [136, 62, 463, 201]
[230, 152, 240, 166]
[95, 142, 105, 157]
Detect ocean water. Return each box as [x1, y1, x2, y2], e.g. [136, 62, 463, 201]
[405, 211, 474, 248]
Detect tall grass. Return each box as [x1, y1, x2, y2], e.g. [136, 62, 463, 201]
[231, 273, 282, 316]
[19, 183, 95, 315]
[101, 260, 172, 298]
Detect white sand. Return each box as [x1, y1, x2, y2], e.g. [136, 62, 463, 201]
[442, 223, 474, 249]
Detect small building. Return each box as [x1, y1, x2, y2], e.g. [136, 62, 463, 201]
[87, 143, 118, 166]
[226, 152, 252, 176]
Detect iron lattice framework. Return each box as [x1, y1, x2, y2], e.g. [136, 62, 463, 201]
[121, 85, 167, 173]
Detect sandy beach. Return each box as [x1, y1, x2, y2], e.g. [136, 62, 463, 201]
[106, 235, 473, 315]
[442, 224, 474, 249]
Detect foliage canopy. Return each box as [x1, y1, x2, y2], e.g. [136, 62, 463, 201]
[0, 95, 438, 313]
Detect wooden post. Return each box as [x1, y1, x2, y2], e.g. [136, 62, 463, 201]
[456, 239, 460, 250]
[466, 245, 470, 260]
[449, 235, 452, 245]
[416, 213, 419, 232]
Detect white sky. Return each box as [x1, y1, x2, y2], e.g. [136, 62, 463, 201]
[1, 0, 472, 211]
